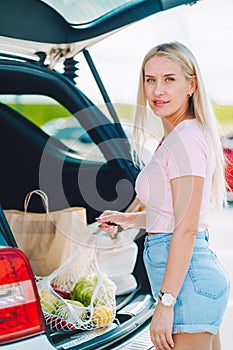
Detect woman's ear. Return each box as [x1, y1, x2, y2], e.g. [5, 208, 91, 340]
[188, 76, 197, 96]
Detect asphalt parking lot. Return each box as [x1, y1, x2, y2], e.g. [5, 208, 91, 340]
[208, 204, 233, 349]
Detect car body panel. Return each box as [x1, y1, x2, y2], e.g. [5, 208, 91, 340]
[0, 334, 55, 350]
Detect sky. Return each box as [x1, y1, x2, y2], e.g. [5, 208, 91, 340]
[77, 0, 233, 107]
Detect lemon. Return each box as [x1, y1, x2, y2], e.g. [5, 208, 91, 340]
[92, 305, 114, 327]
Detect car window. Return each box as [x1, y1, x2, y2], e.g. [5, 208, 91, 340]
[41, 0, 136, 25]
[1, 95, 70, 126]
[0, 94, 105, 161]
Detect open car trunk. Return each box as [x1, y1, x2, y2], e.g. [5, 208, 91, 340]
[0, 0, 199, 348]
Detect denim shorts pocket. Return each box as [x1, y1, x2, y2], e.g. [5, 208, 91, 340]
[188, 250, 229, 299]
[144, 241, 168, 267]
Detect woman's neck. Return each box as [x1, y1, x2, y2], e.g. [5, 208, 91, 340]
[162, 114, 195, 137]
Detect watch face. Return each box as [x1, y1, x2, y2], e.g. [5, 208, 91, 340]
[162, 294, 174, 306]
[160, 292, 176, 306]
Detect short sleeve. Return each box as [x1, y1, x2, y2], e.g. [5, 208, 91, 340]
[167, 128, 208, 180]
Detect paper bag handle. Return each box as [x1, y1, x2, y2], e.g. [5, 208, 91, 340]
[24, 189, 49, 213]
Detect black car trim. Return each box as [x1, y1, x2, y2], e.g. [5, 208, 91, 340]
[83, 49, 125, 134]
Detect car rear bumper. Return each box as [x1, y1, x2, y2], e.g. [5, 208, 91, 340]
[0, 334, 55, 350]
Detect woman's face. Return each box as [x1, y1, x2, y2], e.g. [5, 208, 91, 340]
[144, 55, 194, 124]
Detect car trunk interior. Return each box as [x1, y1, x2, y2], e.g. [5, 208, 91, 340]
[0, 60, 154, 348]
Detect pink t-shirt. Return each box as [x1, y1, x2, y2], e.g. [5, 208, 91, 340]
[135, 119, 215, 233]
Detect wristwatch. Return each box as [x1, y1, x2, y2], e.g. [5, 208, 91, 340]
[158, 291, 176, 307]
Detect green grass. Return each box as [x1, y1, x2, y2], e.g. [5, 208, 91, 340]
[8, 103, 70, 127]
[6, 103, 233, 134]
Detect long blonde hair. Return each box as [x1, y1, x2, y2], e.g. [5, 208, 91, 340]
[132, 41, 226, 207]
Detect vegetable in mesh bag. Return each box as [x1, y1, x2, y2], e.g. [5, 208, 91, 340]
[38, 241, 117, 330]
[40, 274, 116, 329]
[70, 273, 97, 306]
[40, 289, 59, 314]
[70, 273, 115, 305]
[39, 288, 86, 329]
[70, 273, 116, 326]
[56, 299, 85, 322]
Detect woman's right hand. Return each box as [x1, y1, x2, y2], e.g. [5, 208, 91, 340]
[96, 210, 129, 236]
[96, 210, 146, 238]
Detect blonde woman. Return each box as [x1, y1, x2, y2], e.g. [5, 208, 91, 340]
[97, 42, 230, 350]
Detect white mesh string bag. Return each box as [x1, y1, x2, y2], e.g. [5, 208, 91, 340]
[37, 235, 116, 332]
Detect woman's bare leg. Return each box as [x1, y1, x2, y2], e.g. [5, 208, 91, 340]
[212, 332, 221, 350]
[172, 332, 213, 350]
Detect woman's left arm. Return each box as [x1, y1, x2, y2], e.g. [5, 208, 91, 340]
[150, 175, 204, 350]
[161, 175, 204, 295]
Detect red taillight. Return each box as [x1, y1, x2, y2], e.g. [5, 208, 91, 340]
[0, 247, 45, 345]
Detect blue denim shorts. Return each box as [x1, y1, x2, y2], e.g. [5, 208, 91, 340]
[143, 230, 230, 334]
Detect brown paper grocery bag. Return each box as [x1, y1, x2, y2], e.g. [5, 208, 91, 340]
[4, 190, 87, 276]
